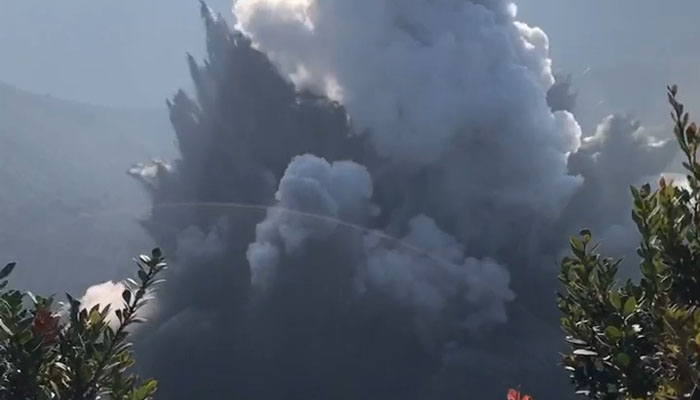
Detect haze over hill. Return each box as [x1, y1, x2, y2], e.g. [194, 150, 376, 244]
[0, 81, 174, 295]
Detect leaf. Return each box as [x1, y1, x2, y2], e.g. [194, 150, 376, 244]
[615, 353, 630, 367]
[0, 317, 12, 335]
[565, 336, 587, 345]
[138, 269, 148, 283]
[151, 248, 162, 260]
[573, 349, 598, 356]
[122, 289, 132, 305]
[26, 291, 38, 305]
[579, 229, 592, 243]
[686, 123, 697, 143]
[670, 84, 678, 96]
[132, 379, 159, 400]
[570, 235, 584, 251]
[0, 262, 16, 280]
[18, 329, 32, 344]
[609, 292, 622, 309]
[623, 296, 637, 316]
[89, 308, 103, 326]
[605, 326, 623, 340]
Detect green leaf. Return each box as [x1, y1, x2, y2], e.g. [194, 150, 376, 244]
[89, 308, 104, 326]
[615, 353, 631, 367]
[0, 262, 16, 280]
[623, 296, 637, 316]
[609, 291, 622, 310]
[18, 329, 33, 344]
[605, 326, 623, 340]
[579, 229, 592, 243]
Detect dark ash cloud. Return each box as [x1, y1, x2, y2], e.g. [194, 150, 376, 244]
[125, 2, 679, 399]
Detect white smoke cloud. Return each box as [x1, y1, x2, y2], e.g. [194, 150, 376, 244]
[80, 281, 157, 329]
[234, 0, 583, 248]
[234, 0, 584, 336]
[127, 159, 172, 191]
[78, 281, 127, 328]
[234, 0, 581, 165]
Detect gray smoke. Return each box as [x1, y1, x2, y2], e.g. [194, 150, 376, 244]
[547, 73, 577, 112]
[128, 2, 679, 399]
[558, 114, 676, 273]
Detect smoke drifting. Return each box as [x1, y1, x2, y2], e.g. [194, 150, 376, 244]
[127, 1, 677, 399]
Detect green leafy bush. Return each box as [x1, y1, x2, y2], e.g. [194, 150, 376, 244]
[558, 86, 700, 400]
[0, 248, 166, 400]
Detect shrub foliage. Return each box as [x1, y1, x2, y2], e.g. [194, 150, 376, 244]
[559, 86, 700, 400]
[0, 248, 166, 400]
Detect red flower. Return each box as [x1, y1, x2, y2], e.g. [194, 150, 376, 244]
[32, 308, 59, 345]
[508, 388, 533, 400]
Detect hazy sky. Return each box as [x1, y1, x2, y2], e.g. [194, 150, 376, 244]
[518, 0, 700, 129]
[2, 0, 700, 128]
[0, 0, 231, 109]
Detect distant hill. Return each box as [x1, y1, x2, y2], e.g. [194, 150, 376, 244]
[0, 81, 176, 294]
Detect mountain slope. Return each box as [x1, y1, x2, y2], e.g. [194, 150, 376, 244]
[0, 81, 175, 294]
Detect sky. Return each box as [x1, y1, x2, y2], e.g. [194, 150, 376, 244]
[0, 0, 231, 109]
[517, 0, 700, 130]
[2, 0, 700, 128]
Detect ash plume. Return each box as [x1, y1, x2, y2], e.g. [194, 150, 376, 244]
[128, 1, 678, 399]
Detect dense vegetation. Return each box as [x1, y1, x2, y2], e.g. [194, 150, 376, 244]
[0, 249, 165, 400]
[558, 86, 700, 400]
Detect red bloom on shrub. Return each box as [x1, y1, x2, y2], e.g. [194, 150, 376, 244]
[508, 388, 532, 400]
[33, 308, 59, 345]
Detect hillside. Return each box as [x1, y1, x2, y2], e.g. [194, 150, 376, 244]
[0, 81, 175, 294]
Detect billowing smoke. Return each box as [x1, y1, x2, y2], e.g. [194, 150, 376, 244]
[247, 154, 377, 290]
[75, 281, 126, 329]
[127, 1, 677, 399]
[558, 114, 676, 272]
